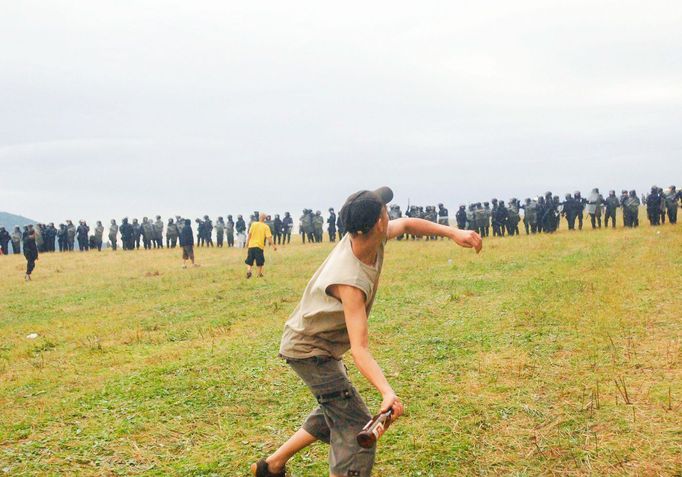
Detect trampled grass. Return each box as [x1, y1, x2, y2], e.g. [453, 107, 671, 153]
[1, 224, 681, 476]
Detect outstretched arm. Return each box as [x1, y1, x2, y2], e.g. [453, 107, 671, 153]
[387, 217, 482, 253]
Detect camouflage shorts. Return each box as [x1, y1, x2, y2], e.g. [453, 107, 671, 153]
[285, 355, 375, 476]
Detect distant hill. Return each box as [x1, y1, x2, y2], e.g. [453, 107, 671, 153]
[0, 211, 38, 230]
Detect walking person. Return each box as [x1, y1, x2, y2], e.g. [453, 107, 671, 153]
[23, 225, 39, 281]
[245, 212, 276, 278]
[250, 187, 481, 477]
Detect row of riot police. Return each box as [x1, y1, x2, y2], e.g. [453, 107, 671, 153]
[262, 213, 295, 245]
[0, 220, 109, 254]
[298, 209, 340, 244]
[3, 187, 679, 255]
[643, 186, 680, 226]
[388, 203, 450, 240]
[384, 184, 681, 242]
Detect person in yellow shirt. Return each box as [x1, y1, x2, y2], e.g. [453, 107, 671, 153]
[245, 212, 277, 278]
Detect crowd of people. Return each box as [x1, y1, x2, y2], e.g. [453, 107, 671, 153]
[1, 185, 680, 260]
[389, 185, 681, 239]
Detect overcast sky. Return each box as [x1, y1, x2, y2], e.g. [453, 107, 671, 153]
[1, 1, 681, 224]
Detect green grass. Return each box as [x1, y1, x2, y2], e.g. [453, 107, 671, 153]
[1, 224, 681, 476]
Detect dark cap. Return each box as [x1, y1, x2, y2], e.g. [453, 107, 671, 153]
[339, 186, 393, 234]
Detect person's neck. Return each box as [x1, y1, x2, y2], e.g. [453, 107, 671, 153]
[349, 234, 380, 266]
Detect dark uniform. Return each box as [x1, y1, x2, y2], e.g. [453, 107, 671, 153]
[494, 201, 508, 236]
[273, 215, 283, 245]
[541, 192, 557, 233]
[236, 216, 246, 235]
[57, 224, 67, 252]
[507, 199, 521, 236]
[574, 192, 586, 230]
[336, 212, 345, 237]
[624, 191, 640, 227]
[455, 205, 467, 230]
[203, 216, 214, 247]
[490, 199, 502, 236]
[44, 224, 57, 252]
[76, 221, 90, 251]
[562, 194, 577, 230]
[282, 213, 293, 244]
[132, 219, 141, 249]
[0, 227, 10, 255]
[646, 186, 662, 226]
[327, 208, 337, 242]
[23, 226, 38, 279]
[120, 218, 134, 250]
[604, 191, 620, 228]
[226, 215, 235, 247]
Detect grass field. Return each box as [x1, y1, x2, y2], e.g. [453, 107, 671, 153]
[1, 224, 681, 476]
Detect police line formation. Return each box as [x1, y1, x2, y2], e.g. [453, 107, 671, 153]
[1, 185, 680, 257]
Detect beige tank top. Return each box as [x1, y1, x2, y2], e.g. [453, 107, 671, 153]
[279, 233, 384, 360]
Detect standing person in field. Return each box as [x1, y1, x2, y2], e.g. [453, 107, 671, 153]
[236, 214, 247, 248]
[154, 215, 165, 248]
[166, 218, 179, 248]
[11, 226, 22, 254]
[273, 214, 283, 245]
[94, 221, 104, 251]
[250, 187, 482, 477]
[23, 225, 39, 281]
[76, 220, 90, 251]
[327, 208, 337, 242]
[0, 227, 10, 255]
[215, 216, 225, 247]
[109, 219, 119, 251]
[226, 215, 235, 247]
[245, 212, 276, 279]
[282, 212, 293, 244]
[179, 218, 196, 268]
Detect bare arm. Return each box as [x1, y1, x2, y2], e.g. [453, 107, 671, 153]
[387, 217, 482, 253]
[329, 284, 404, 420]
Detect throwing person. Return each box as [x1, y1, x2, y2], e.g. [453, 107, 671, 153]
[251, 186, 482, 477]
